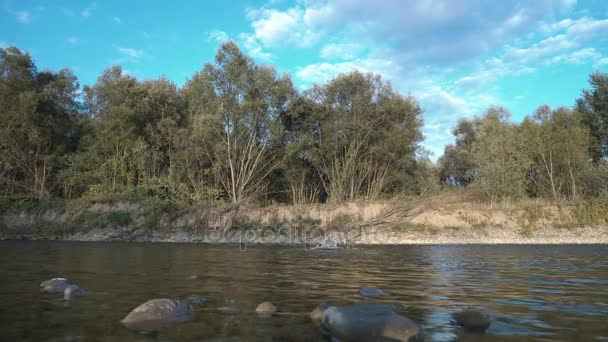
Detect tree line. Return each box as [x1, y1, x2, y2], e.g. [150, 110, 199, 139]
[1, 42, 607, 207]
[438, 72, 608, 201]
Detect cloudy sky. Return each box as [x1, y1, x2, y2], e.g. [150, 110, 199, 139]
[2, 0, 607, 158]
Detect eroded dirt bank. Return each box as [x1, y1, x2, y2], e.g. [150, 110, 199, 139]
[1, 196, 607, 244]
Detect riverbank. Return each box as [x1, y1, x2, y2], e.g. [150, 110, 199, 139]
[1, 194, 607, 244]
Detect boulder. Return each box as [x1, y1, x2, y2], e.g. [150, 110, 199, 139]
[40, 278, 72, 293]
[310, 302, 329, 323]
[453, 310, 491, 332]
[121, 299, 193, 332]
[359, 287, 389, 298]
[322, 303, 423, 341]
[63, 285, 87, 301]
[255, 302, 277, 316]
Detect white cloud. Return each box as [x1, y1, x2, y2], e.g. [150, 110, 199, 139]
[81, 2, 96, 18]
[67, 36, 79, 45]
[207, 30, 229, 44]
[113, 16, 122, 23]
[16, 10, 31, 24]
[296, 58, 401, 87]
[239, 33, 273, 61]
[320, 43, 363, 60]
[247, 7, 321, 48]
[117, 47, 144, 58]
[0, 41, 8, 49]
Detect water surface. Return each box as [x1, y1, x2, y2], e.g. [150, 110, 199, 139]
[1, 241, 607, 341]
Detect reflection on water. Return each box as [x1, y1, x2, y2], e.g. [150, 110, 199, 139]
[0, 241, 607, 341]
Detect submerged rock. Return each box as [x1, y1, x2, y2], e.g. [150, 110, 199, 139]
[322, 303, 423, 341]
[453, 310, 491, 332]
[310, 302, 329, 323]
[390, 302, 407, 311]
[121, 299, 193, 332]
[359, 287, 389, 298]
[217, 304, 241, 315]
[40, 278, 72, 293]
[63, 285, 87, 301]
[256, 302, 277, 316]
[188, 296, 207, 305]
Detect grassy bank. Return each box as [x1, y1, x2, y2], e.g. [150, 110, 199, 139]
[1, 193, 607, 244]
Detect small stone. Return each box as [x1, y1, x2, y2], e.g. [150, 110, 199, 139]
[186, 275, 199, 280]
[188, 296, 207, 305]
[359, 287, 389, 297]
[453, 310, 491, 332]
[255, 302, 277, 316]
[310, 302, 329, 323]
[40, 278, 72, 293]
[217, 304, 241, 315]
[64, 285, 87, 301]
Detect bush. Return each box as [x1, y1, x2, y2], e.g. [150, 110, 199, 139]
[72, 210, 132, 228]
[573, 191, 608, 226]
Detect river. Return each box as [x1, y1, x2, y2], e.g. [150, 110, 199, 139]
[0, 241, 607, 341]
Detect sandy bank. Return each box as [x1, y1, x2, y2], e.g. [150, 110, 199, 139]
[1, 195, 607, 244]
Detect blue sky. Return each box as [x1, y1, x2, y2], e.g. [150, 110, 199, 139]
[2, 0, 608, 158]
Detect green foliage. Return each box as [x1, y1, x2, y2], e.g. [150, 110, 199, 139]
[573, 191, 608, 226]
[576, 72, 608, 162]
[522, 106, 589, 200]
[472, 107, 531, 199]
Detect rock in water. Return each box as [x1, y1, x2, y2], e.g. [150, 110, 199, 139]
[359, 287, 389, 298]
[322, 303, 423, 342]
[188, 296, 207, 305]
[63, 285, 87, 301]
[255, 302, 277, 316]
[40, 278, 72, 293]
[310, 302, 329, 323]
[453, 310, 491, 332]
[121, 299, 193, 332]
[217, 304, 241, 315]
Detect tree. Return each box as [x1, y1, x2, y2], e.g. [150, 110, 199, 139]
[183, 41, 295, 204]
[522, 105, 590, 200]
[0, 47, 82, 198]
[576, 72, 608, 162]
[438, 118, 480, 187]
[472, 107, 530, 199]
[304, 71, 423, 202]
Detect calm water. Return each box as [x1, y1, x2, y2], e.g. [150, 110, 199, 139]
[0, 242, 607, 341]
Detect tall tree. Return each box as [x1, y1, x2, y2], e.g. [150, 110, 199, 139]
[438, 118, 480, 187]
[183, 41, 295, 204]
[576, 72, 608, 162]
[472, 107, 530, 199]
[522, 105, 590, 200]
[304, 71, 423, 202]
[0, 47, 82, 198]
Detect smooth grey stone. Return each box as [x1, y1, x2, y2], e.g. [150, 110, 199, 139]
[121, 299, 193, 332]
[453, 309, 491, 332]
[217, 304, 241, 315]
[63, 285, 87, 301]
[40, 278, 72, 293]
[322, 303, 423, 341]
[189, 296, 207, 305]
[359, 287, 389, 297]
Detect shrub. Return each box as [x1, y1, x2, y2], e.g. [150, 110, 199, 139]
[573, 191, 608, 226]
